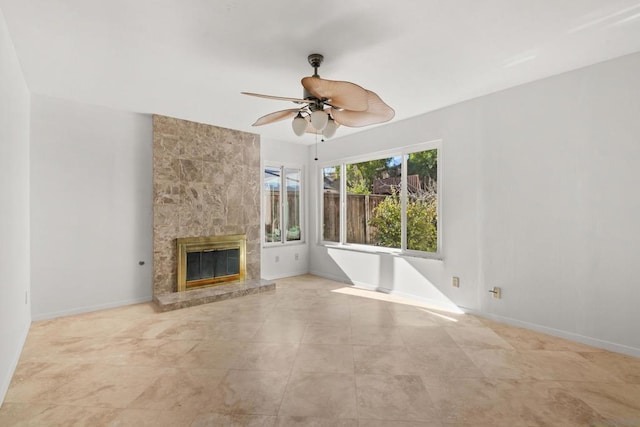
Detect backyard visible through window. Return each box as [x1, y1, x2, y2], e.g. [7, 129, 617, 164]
[347, 156, 401, 247]
[405, 150, 438, 252]
[264, 167, 281, 243]
[285, 168, 301, 242]
[322, 166, 340, 242]
[321, 145, 439, 255]
[264, 165, 303, 244]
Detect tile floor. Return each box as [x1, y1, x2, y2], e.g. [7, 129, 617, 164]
[1, 275, 640, 426]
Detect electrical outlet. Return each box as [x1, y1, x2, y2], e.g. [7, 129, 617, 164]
[452, 276, 460, 288]
[275, 255, 280, 263]
[489, 286, 502, 299]
[295, 253, 299, 261]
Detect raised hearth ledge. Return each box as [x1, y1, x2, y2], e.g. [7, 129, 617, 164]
[153, 279, 275, 312]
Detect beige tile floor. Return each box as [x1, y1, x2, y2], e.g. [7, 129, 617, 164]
[1, 274, 640, 426]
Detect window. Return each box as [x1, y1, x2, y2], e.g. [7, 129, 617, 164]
[264, 165, 303, 245]
[321, 166, 340, 242]
[320, 142, 440, 256]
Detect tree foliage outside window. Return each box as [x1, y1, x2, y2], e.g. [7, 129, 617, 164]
[345, 158, 390, 194]
[407, 149, 437, 183]
[322, 145, 439, 255]
[369, 183, 438, 253]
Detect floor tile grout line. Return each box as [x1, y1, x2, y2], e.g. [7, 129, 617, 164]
[4, 276, 640, 425]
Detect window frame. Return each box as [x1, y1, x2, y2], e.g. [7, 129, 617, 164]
[262, 162, 305, 247]
[318, 140, 442, 259]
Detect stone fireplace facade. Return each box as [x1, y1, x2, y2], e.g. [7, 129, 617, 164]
[152, 115, 260, 297]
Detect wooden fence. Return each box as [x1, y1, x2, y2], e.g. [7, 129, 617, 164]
[323, 193, 387, 244]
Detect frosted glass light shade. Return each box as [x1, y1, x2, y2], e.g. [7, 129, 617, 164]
[323, 118, 337, 138]
[310, 110, 328, 131]
[292, 114, 307, 136]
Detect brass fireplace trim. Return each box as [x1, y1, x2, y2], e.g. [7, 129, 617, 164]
[176, 234, 246, 292]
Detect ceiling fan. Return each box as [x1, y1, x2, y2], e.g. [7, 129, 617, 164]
[242, 54, 395, 139]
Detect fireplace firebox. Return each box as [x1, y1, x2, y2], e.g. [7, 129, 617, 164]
[176, 234, 246, 291]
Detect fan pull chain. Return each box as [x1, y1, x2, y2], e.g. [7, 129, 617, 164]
[314, 134, 325, 161]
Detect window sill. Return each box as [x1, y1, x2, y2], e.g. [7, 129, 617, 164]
[263, 241, 306, 249]
[319, 242, 443, 261]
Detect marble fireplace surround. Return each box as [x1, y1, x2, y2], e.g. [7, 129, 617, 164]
[152, 115, 273, 311]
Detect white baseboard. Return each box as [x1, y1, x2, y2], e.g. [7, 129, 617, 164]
[310, 271, 640, 358]
[0, 318, 30, 407]
[463, 308, 640, 359]
[262, 269, 311, 281]
[31, 295, 152, 321]
[308, 269, 351, 284]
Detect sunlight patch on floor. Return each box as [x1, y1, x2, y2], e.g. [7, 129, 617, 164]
[331, 286, 465, 315]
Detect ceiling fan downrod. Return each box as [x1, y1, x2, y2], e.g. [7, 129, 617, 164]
[308, 53, 323, 77]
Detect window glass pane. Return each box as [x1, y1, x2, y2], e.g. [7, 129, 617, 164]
[284, 168, 301, 242]
[347, 156, 401, 248]
[322, 166, 340, 242]
[264, 167, 281, 243]
[406, 149, 438, 252]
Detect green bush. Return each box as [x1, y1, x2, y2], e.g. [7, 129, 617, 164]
[369, 194, 437, 252]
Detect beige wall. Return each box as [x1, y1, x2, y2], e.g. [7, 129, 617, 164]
[153, 115, 261, 295]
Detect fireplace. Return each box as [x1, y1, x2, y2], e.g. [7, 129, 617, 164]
[153, 116, 265, 310]
[176, 234, 246, 292]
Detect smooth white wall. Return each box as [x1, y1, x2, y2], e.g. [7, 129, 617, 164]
[308, 100, 481, 312]
[261, 138, 310, 279]
[30, 95, 153, 320]
[310, 52, 640, 356]
[478, 52, 640, 355]
[0, 8, 31, 405]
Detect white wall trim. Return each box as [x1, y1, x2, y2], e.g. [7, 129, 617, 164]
[0, 318, 30, 405]
[262, 268, 310, 281]
[312, 269, 640, 358]
[31, 296, 152, 321]
[308, 269, 351, 284]
[463, 308, 640, 358]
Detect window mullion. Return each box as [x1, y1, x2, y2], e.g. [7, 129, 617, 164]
[401, 153, 408, 251]
[340, 163, 347, 244]
[280, 167, 285, 244]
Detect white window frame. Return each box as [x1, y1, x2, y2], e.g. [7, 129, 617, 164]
[318, 140, 442, 259]
[262, 162, 305, 247]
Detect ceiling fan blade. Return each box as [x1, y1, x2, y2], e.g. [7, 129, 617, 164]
[251, 109, 301, 126]
[242, 92, 312, 104]
[330, 91, 395, 128]
[301, 77, 369, 112]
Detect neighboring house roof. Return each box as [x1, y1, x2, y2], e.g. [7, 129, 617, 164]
[373, 175, 422, 194]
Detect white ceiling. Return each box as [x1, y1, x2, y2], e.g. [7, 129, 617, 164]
[2, 0, 640, 144]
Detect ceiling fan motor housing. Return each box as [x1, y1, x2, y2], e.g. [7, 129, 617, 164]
[308, 53, 324, 76]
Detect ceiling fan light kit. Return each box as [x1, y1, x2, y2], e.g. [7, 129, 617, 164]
[323, 117, 338, 138]
[310, 109, 329, 131]
[292, 113, 307, 136]
[243, 54, 394, 139]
